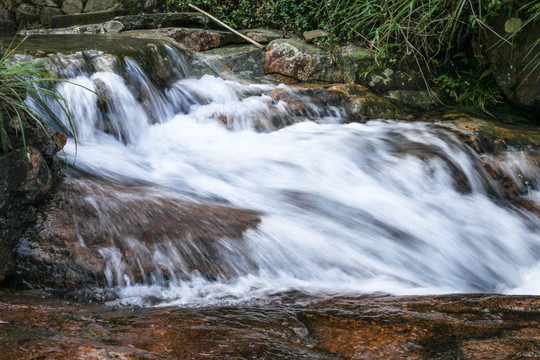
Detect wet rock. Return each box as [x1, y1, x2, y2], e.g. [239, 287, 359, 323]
[0, 116, 62, 285]
[328, 84, 413, 121]
[0, 291, 539, 359]
[261, 83, 414, 129]
[101, 19, 123, 33]
[14, 176, 262, 289]
[417, 112, 540, 154]
[88, 52, 120, 73]
[414, 111, 540, 211]
[265, 38, 341, 82]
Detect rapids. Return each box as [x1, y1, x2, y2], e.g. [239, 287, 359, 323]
[34, 42, 540, 307]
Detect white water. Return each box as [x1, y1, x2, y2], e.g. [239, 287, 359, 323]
[41, 51, 540, 306]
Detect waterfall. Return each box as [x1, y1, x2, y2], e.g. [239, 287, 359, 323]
[34, 41, 540, 307]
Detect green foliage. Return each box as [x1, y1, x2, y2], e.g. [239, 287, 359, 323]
[167, 0, 318, 32]
[0, 35, 76, 157]
[167, 0, 538, 113]
[315, 0, 538, 112]
[433, 68, 502, 113]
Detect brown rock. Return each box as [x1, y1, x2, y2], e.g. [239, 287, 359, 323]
[120, 27, 245, 52]
[15, 176, 262, 288]
[0, 291, 539, 359]
[265, 39, 340, 82]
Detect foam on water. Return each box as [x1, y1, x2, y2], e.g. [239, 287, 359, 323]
[36, 52, 540, 306]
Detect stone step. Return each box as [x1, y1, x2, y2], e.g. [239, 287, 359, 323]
[50, 9, 122, 28]
[50, 11, 218, 30]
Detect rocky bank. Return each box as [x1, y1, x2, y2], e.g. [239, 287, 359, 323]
[0, 6, 539, 360]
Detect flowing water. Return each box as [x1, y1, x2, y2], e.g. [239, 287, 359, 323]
[31, 40, 540, 307]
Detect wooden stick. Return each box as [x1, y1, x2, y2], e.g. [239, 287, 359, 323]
[188, 3, 265, 50]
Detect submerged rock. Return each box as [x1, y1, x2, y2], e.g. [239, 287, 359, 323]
[14, 176, 262, 289]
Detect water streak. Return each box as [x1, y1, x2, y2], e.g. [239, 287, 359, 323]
[38, 44, 540, 306]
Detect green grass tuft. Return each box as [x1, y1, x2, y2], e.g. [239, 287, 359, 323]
[0, 35, 78, 160]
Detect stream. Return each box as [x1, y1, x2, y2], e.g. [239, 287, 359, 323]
[14, 35, 540, 307]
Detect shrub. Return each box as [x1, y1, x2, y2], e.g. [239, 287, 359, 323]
[167, 0, 318, 32]
[169, 0, 538, 113]
[316, 0, 538, 111]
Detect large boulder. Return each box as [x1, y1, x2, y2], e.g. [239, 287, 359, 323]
[265, 38, 340, 82]
[484, 15, 540, 116]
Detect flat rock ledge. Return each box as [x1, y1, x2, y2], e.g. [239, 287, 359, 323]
[0, 291, 539, 359]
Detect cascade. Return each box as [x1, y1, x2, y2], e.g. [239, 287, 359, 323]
[21, 38, 540, 307]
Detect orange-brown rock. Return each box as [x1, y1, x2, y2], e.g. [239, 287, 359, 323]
[14, 175, 262, 289]
[0, 290, 539, 359]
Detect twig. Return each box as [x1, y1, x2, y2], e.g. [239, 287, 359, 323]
[188, 3, 265, 50]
